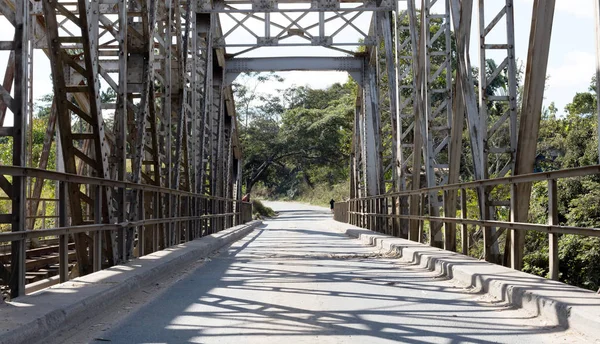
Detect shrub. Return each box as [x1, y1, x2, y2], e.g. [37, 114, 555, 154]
[252, 200, 276, 219]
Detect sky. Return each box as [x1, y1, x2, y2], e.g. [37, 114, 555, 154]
[0, 0, 597, 123]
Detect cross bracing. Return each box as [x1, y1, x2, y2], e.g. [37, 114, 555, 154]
[0, 0, 598, 303]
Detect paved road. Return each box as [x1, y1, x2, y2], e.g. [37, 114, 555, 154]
[70, 202, 586, 343]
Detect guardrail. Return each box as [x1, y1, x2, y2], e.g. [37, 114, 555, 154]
[0, 166, 251, 297]
[340, 165, 600, 281]
[240, 201, 253, 223]
[333, 201, 348, 223]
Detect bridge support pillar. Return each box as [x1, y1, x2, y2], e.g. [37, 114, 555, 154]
[359, 61, 383, 197]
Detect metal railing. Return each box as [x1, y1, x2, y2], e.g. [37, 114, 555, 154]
[338, 165, 600, 281]
[0, 166, 252, 296]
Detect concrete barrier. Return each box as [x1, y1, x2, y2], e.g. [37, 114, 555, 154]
[333, 221, 600, 341]
[0, 220, 261, 344]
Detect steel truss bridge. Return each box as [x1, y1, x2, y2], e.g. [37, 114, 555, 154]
[0, 0, 599, 301]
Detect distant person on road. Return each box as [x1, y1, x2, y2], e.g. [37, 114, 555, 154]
[330, 199, 335, 213]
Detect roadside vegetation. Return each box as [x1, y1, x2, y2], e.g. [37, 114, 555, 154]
[235, 69, 600, 292]
[252, 200, 277, 219]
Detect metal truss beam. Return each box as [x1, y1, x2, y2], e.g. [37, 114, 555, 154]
[512, 0, 556, 270]
[42, 0, 116, 274]
[422, 0, 452, 248]
[212, 0, 394, 56]
[224, 56, 363, 84]
[477, 0, 518, 264]
[0, 0, 29, 298]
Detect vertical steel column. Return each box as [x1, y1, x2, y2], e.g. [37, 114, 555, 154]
[377, 10, 399, 193]
[513, 0, 556, 270]
[114, 0, 129, 262]
[361, 59, 383, 197]
[93, 185, 102, 272]
[445, 0, 472, 252]
[395, 3, 417, 238]
[210, 63, 224, 231]
[448, 0, 488, 253]
[548, 179, 559, 280]
[422, 0, 451, 248]
[407, 0, 423, 241]
[59, 182, 68, 283]
[196, 6, 214, 198]
[460, 187, 468, 255]
[350, 94, 362, 200]
[2, 0, 29, 298]
[478, 0, 518, 264]
[138, 190, 145, 256]
[173, 0, 193, 192]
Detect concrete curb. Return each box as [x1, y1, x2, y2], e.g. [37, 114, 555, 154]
[332, 221, 600, 341]
[0, 220, 262, 344]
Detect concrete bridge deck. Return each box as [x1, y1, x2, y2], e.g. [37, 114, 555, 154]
[35, 202, 593, 344]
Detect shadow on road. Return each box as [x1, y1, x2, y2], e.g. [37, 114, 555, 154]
[96, 207, 572, 344]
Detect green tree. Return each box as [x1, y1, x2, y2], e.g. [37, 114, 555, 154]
[237, 78, 355, 197]
[523, 74, 600, 291]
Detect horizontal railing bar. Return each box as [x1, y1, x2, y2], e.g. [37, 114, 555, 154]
[0, 212, 243, 242]
[0, 197, 59, 202]
[351, 164, 600, 201]
[0, 166, 245, 202]
[347, 211, 600, 237]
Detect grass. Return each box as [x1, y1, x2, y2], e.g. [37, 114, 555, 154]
[252, 199, 276, 219]
[294, 181, 350, 207]
[249, 181, 350, 208]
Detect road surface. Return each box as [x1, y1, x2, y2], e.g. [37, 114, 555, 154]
[47, 201, 589, 344]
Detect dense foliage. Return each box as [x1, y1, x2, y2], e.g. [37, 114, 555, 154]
[235, 74, 355, 202]
[521, 77, 600, 291]
[0, 94, 58, 232]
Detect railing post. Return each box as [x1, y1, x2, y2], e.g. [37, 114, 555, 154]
[166, 193, 172, 247]
[192, 196, 196, 238]
[59, 181, 68, 283]
[42, 200, 46, 229]
[420, 192, 426, 243]
[364, 198, 368, 228]
[206, 197, 211, 235]
[118, 185, 127, 260]
[443, 190, 456, 252]
[195, 196, 200, 235]
[138, 190, 145, 257]
[372, 198, 377, 231]
[175, 195, 181, 244]
[93, 185, 102, 272]
[548, 178, 559, 280]
[153, 191, 159, 252]
[480, 185, 492, 263]
[385, 197, 391, 235]
[461, 187, 468, 255]
[367, 198, 372, 230]
[349, 200, 353, 225]
[358, 199, 363, 228]
[181, 195, 186, 243]
[350, 200, 353, 225]
[409, 194, 419, 241]
[391, 196, 397, 236]
[186, 196, 192, 241]
[358, 199, 362, 227]
[510, 182, 522, 270]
